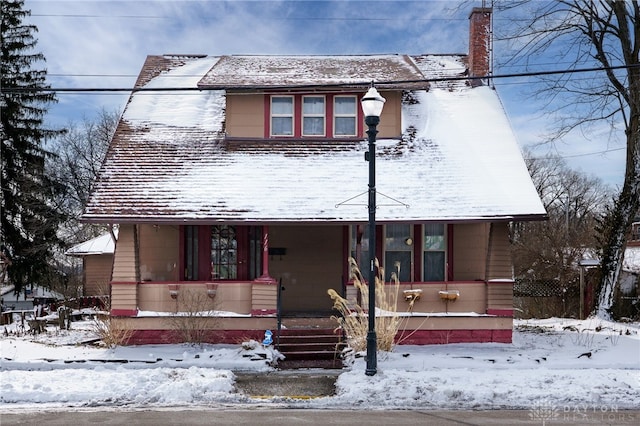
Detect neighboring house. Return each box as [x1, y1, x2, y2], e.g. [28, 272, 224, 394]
[83, 8, 547, 345]
[65, 231, 117, 297]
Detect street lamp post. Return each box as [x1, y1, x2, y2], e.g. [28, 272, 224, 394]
[361, 85, 385, 376]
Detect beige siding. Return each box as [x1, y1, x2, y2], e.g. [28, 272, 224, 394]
[138, 224, 179, 282]
[487, 282, 514, 311]
[270, 225, 343, 312]
[225, 94, 264, 138]
[84, 254, 113, 296]
[453, 223, 488, 281]
[251, 282, 277, 311]
[486, 222, 513, 280]
[377, 91, 402, 138]
[138, 282, 253, 315]
[344, 282, 487, 314]
[111, 283, 137, 311]
[111, 224, 139, 282]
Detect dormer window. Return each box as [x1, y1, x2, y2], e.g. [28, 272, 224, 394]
[266, 93, 361, 138]
[271, 96, 294, 136]
[334, 96, 357, 136]
[302, 96, 325, 136]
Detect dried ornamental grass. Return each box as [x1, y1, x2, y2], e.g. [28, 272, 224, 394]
[328, 257, 401, 352]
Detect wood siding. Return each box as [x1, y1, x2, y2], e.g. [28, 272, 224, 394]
[111, 224, 139, 282]
[84, 255, 113, 296]
[251, 282, 278, 312]
[111, 283, 137, 311]
[377, 91, 402, 138]
[225, 94, 264, 138]
[138, 224, 179, 282]
[487, 281, 514, 312]
[486, 222, 513, 280]
[137, 282, 253, 315]
[453, 223, 488, 281]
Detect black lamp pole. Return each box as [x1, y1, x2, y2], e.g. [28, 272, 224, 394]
[361, 84, 385, 377]
[364, 114, 379, 376]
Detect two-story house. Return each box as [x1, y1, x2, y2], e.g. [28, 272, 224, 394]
[83, 8, 547, 345]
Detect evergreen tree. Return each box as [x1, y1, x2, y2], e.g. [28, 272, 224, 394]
[1, 0, 66, 293]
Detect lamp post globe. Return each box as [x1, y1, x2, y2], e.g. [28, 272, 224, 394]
[360, 85, 385, 376]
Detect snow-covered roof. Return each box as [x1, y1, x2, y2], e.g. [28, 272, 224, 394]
[83, 54, 546, 224]
[65, 232, 116, 256]
[198, 55, 428, 90]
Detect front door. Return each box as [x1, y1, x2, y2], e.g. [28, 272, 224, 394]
[269, 225, 344, 316]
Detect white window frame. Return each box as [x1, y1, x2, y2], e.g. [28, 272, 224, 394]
[302, 95, 326, 136]
[270, 96, 294, 137]
[333, 95, 357, 137]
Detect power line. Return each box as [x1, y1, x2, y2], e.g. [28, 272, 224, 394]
[2, 63, 638, 94]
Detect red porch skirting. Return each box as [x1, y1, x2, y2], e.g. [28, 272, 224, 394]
[396, 328, 512, 345]
[125, 328, 511, 345]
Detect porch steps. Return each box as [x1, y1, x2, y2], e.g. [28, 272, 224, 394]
[276, 328, 346, 369]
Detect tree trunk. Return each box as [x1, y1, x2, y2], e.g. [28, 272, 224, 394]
[597, 96, 640, 319]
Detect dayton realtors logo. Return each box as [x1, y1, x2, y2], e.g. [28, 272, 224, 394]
[529, 399, 636, 425]
[528, 399, 559, 425]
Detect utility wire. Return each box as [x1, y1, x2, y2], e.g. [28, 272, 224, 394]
[2, 63, 638, 94]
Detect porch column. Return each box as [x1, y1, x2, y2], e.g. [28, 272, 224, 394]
[255, 225, 275, 283]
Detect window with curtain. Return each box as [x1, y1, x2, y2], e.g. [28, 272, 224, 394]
[384, 224, 412, 282]
[423, 223, 446, 281]
[271, 96, 293, 136]
[302, 96, 325, 136]
[334, 96, 357, 136]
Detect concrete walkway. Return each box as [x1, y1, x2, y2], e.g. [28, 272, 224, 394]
[234, 370, 340, 398]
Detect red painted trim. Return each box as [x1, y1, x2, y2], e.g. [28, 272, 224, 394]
[294, 95, 302, 136]
[342, 225, 350, 295]
[487, 309, 514, 317]
[199, 226, 211, 280]
[127, 329, 265, 345]
[110, 281, 138, 285]
[178, 225, 185, 280]
[325, 95, 333, 137]
[413, 224, 422, 281]
[251, 309, 277, 316]
[487, 280, 515, 285]
[124, 328, 512, 345]
[264, 96, 270, 138]
[447, 224, 454, 280]
[110, 309, 138, 316]
[265, 92, 362, 139]
[397, 328, 512, 345]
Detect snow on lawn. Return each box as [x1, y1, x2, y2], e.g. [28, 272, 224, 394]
[1, 317, 639, 411]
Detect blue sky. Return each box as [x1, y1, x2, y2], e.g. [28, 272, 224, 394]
[25, 0, 626, 188]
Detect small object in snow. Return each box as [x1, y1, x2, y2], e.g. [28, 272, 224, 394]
[194, 354, 200, 359]
[578, 351, 592, 359]
[262, 329, 273, 346]
[402, 353, 410, 358]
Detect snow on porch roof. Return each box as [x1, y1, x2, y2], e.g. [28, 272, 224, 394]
[197, 54, 429, 90]
[65, 231, 117, 256]
[82, 54, 546, 224]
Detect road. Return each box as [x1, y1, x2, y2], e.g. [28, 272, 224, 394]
[1, 409, 638, 425]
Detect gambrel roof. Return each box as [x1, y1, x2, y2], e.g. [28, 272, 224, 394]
[83, 54, 546, 224]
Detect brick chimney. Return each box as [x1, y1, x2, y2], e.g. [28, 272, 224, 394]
[468, 7, 492, 80]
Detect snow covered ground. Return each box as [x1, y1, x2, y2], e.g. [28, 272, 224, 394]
[1, 315, 639, 414]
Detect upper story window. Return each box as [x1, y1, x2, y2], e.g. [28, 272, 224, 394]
[334, 96, 357, 136]
[302, 96, 325, 136]
[267, 93, 360, 138]
[271, 96, 294, 136]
